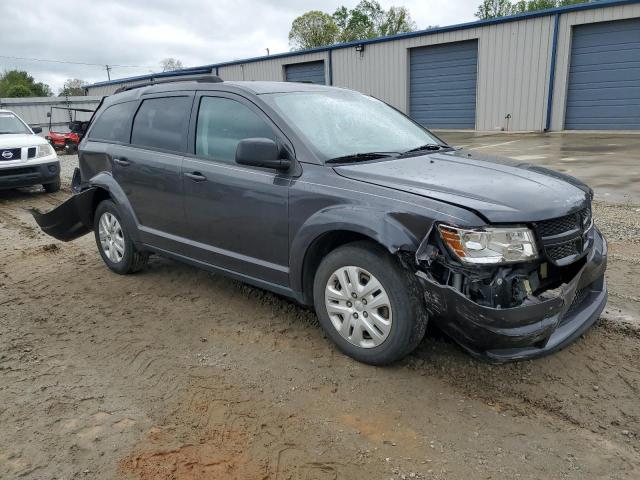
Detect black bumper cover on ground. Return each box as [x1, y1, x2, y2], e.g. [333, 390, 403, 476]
[418, 228, 608, 362]
[30, 187, 96, 241]
[0, 162, 60, 190]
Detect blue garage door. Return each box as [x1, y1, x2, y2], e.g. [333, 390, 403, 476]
[565, 18, 640, 130]
[285, 61, 325, 84]
[410, 40, 478, 129]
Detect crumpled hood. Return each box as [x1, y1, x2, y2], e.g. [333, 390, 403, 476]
[334, 149, 591, 223]
[0, 133, 48, 149]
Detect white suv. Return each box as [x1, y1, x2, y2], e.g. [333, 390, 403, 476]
[0, 109, 60, 192]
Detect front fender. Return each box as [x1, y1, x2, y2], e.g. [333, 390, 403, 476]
[87, 172, 140, 243]
[289, 206, 433, 293]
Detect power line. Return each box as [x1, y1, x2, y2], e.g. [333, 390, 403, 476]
[0, 55, 153, 69]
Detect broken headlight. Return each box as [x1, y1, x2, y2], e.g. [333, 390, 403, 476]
[438, 224, 538, 265]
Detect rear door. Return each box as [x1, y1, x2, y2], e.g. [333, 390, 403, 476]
[111, 93, 194, 250]
[182, 92, 291, 286]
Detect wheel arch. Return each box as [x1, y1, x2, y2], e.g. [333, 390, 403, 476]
[291, 209, 429, 305]
[87, 173, 141, 243]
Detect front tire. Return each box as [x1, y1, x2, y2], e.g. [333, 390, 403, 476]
[94, 200, 148, 274]
[313, 241, 428, 365]
[64, 140, 76, 154]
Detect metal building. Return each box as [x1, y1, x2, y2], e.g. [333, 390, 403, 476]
[85, 0, 640, 132]
[0, 96, 102, 131]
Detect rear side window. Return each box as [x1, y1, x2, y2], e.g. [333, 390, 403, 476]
[88, 101, 137, 143]
[131, 96, 192, 152]
[196, 97, 275, 163]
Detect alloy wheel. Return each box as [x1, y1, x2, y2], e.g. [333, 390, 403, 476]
[98, 212, 125, 263]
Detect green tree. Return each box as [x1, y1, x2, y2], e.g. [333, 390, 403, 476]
[289, 2, 417, 49]
[557, 0, 587, 6]
[333, 4, 376, 42]
[475, 0, 515, 19]
[59, 78, 87, 96]
[160, 58, 184, 72]
[476, 0, 589, 19]
[334, 1, 416, 42]
[0, 70, 52, 97]
[379, 6, 418, 37]
[288, 11, 340, 50]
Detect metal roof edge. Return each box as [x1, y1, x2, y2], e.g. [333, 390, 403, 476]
[86, 0, 640, 89]
[86, 66, 214, 88]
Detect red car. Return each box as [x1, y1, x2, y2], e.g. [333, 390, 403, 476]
[46, 131, 80, 153]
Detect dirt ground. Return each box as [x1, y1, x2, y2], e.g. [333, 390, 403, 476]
[1, 144, 640, 479]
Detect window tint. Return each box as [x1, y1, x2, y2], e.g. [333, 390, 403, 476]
[131, 96, 192, 152]
[196, 97, 275, 162]
[89, 101, 137, 143]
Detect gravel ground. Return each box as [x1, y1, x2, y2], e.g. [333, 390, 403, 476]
[59, 153, 79, 182]
[1, 148, 639, 480]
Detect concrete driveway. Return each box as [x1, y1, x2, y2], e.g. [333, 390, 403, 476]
[437, 132, 640, 204]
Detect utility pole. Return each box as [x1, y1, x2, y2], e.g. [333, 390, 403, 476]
[265, 48, 270, 56]
[105, 65, 111, 80]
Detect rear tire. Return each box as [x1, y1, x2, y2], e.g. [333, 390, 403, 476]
[43, 177, 60, 193]
[313, 241, 427, 365]
[94, 199, 148, 274]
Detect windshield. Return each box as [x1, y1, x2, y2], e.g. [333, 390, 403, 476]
[0, 113, 31, 135]
[266, 90, 444, 162]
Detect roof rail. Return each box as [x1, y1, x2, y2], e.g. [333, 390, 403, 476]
[114, 75, 223, 93]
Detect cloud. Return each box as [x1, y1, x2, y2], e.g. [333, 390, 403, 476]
[1, 0, 478, 93]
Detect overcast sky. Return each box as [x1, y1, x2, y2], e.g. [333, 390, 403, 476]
[1, 0, 479, 94]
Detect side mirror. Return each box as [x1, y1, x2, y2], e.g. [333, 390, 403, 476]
[236, 138, 291, 171]
[31, 126, 43, 134]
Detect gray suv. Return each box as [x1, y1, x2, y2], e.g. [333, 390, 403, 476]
[33, 77, 607, 365]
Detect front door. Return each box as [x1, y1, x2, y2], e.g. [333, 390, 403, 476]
[182, 93, 291, 286]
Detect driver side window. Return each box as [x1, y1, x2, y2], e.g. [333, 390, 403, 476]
[195, 97, 275, 163]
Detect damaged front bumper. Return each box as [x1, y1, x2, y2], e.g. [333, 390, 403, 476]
[30, 187, 96, 241]
[417, 228, 607, 362]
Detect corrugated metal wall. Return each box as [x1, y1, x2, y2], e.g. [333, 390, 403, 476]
[0, 96, 102, 131]
[218, 52, 328, 81]
[84, 2, 640, 131]
[333, 16, 554, 131]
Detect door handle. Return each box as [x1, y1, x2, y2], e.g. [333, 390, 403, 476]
[113, 157, 131, 166]
[184, 172, 207, 182]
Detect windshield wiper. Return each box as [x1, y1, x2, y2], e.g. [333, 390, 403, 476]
[400, 143, 449, 155]
[325, 152, 399, 164]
